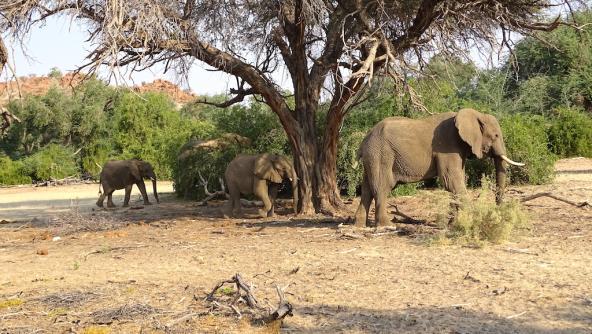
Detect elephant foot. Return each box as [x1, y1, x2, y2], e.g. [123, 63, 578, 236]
[353, 218, 368, 228]
[144, 202, 152, 206]
[107, 203, 116, 208]
[375, 216, 393, 228]
[257, 209, 268, 218]
[123, 203, 129, 208]
[96, 202, 104, 208]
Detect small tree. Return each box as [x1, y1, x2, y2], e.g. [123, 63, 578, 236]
[1, 0, 584, 214]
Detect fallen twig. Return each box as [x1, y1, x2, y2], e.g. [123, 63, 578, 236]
[83, 245, 147, 260]
[521, 192, 590, 208]
[506, 311, 527, 319]
[504, 247, 538, 256]
[165, 312, 204, 328]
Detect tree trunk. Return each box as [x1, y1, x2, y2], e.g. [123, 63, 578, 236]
[316, 115, 345, 213]
[286, 102, 347, 216]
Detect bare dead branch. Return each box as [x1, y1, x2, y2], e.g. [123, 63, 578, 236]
[521, 192, 591, 208]
[196, 172, 228, 206]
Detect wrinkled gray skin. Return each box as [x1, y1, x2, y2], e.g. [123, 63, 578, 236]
[224, 153, 298, 218]
[355, 108, 517, 227]
[96, 159, 159, 208]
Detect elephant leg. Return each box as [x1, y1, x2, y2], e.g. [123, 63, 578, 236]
[96, 185, 106, 208]
[374, 185, 392, 227]
[123, 185, 133, 207]
[232, 190, 243, 217]
[437, 155, 467, 224]
[107, 190, 116, 208]
[267, 184, 279, 217]
[253, 180, 272, 218]
[136, 181, 151, 205]
[375, 170, 397, 227]
[354, 173, 372, 227]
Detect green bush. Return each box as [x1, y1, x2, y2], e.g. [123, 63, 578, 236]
[0, 156, 32, 185]
[548, 107, 592, 157]
[337, 131, 366, 197]
[173, 134, 251, 199]
[501, 114, 557, 185]
[23, 144, 78, 181]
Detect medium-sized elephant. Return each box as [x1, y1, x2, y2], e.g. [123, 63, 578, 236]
[96, 159, 160, 208]
[224, 153, 298, 218]
[354, 108, 524, 227]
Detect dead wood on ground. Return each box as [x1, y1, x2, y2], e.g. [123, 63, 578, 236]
[205, 273, 293, 327]
[521, 192, 590, 208]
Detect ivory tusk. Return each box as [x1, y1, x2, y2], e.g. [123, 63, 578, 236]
[501, 155, 525, 167]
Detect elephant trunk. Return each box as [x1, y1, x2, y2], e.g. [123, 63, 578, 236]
[152, 177, 160, 204]
[494, 157, 507, 205]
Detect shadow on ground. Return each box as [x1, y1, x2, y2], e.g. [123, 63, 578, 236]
[284, 304, 591, 334]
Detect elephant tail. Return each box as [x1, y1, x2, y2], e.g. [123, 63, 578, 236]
[98, 181, 103, 195]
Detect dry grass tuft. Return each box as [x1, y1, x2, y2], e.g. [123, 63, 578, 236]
[90, 303, 158, 324]
[430, 178, 529, 246]
[37, 291, 98, 308]
[452, 180, 529, 245]
[49, 210, 131, 235]
[81, 326, 111, 334]
[0, 298, 23, 309]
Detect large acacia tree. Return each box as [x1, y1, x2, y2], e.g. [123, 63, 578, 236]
[1, 0, 582, 214]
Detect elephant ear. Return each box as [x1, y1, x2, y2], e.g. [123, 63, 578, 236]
[254, 155, 283, 183]
[455, 108, 484, 159]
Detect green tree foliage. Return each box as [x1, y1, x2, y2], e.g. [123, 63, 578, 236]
[23, 144, 79, 181]
[507, 10, 592, 112]
[548, 107, 592, 157]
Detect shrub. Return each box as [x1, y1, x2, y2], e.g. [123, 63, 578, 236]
[173, 134, 251, 199]
[0, 156, 32, 185]
[548, 107, 592, 157]
[501, 114, 557, 185]
[337, 131, 366, 197]
[23, 144, 79, 181]
[446, 178, 529, 245]
[391, 182, 423, 197]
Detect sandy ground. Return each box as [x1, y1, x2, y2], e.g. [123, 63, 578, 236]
[0, 182, 174, 222]
[0, 159, 591, 333]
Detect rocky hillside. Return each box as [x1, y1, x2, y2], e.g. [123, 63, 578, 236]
[0, 74, 196, 106]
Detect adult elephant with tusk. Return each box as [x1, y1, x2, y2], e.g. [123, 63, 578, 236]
[354, 108, 524, 227]
[96, 159, 160, 208]
[224, 153, 298, 218]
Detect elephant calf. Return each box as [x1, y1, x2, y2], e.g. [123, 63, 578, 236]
[354, 108, 524, 227]
[224, 153, 298, 218]
[96, 159, 160, 208]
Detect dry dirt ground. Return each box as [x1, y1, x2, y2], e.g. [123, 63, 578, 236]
[1, 159, 591, 333]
